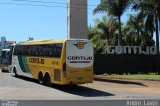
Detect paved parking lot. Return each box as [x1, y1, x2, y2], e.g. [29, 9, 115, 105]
[0, 71, 160, 100]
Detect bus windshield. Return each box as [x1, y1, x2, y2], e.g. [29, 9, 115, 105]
[1, 49, 10, 65]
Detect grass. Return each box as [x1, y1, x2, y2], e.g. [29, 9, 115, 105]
[97, 73, 160, 80]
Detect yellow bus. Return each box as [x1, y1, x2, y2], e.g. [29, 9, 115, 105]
[10, 39, 94, 86]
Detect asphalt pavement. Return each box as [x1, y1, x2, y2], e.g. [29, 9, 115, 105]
[0, 70, 160, 101]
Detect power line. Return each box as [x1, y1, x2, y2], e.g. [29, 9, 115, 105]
[12, 0, 138, 11]
[0, 2, 139, 13]
[0, 2, 66, 8]
[12, 0, 67, 5]
[12, 0, 139, 11]
[0, 2, 93, 9]
[12, 0, 98, 7]
[11, 0, 95, 10]
[10, 0, 156, 13]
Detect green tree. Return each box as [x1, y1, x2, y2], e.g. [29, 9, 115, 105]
[94, 16, 118, 45]
[123, 12, 155, 46]
[88, 16, 119, 54]
[93, 0, 132, 46]
[132, 0, 160, 53]
[88, 26, 106, 54]
[124, 13, 145, 45]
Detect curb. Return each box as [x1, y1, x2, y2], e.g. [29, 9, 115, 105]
[94, 76, 160, 82]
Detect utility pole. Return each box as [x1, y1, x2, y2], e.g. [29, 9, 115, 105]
[67, 0, 88, 39]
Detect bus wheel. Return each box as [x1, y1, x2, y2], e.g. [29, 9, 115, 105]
[44, 74, 51, 87]
[38, 72, 44, 85]
[13, 68, 18, 77]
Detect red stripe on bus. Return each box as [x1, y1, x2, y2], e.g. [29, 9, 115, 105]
[70, 61, 91, 63]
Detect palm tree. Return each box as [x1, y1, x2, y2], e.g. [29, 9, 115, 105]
[88, 16, 119, 54]
[94, 16, 118, 45]
[158, 0, 160, 41]
[94, 16, 109, 44]
[132, 0, 160, 54]
[88, 25, 99, 40]
[93, 0, 132, 46]
[88, 26, 107, 54]
[122, 27, 137, 46]
[125, 13, 145, 45]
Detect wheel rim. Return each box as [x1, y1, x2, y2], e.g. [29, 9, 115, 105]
[38, 73, 43, 84]
[14, 68, 18, 77]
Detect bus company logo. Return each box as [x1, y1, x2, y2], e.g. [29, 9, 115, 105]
[67, 56, 93, 61]
[73, 42, 87, 49]
[29, 58, 44, 64]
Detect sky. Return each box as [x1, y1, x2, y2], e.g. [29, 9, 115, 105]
[0, 0, 129, 42]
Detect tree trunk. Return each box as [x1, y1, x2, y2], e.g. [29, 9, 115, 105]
[137, 28, 140, 46]
[151, 29, 154, 39]
[118, 15, 122, 46]
[159, 20, 160, 38]
[107, 33, 110, 45]
[155, 17, 159, 54]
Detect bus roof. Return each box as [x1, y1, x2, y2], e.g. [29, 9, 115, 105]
[16, 39, 90, 45]
[66, 39, 91, 42]
[18, 39, 66, 45]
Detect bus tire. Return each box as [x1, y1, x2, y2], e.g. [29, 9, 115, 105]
[13, 67, 18, 77]
[44, 73, 51, 87]
[38, 72, 44, 85]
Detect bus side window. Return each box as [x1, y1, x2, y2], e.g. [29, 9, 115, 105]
[22, 46, 26, 55]
[39, 45, 43, 56]
[24, 46, 28, 55]
[25, 46, 29, 56]
[54, 44, 62, 58]
[17, 46, 21, 55]
[48, 44, 54, 57]
[28, 46, 32, 56]
[44, 46, 47, 56]
[31, 45, 37, 56]
[35, 45, 39, 56]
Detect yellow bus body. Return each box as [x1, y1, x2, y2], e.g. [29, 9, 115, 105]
[12, 39, 94, 85]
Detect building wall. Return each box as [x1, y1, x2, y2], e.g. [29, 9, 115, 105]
[67, 0, 88, 39]
[0, 37, 6, 50]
